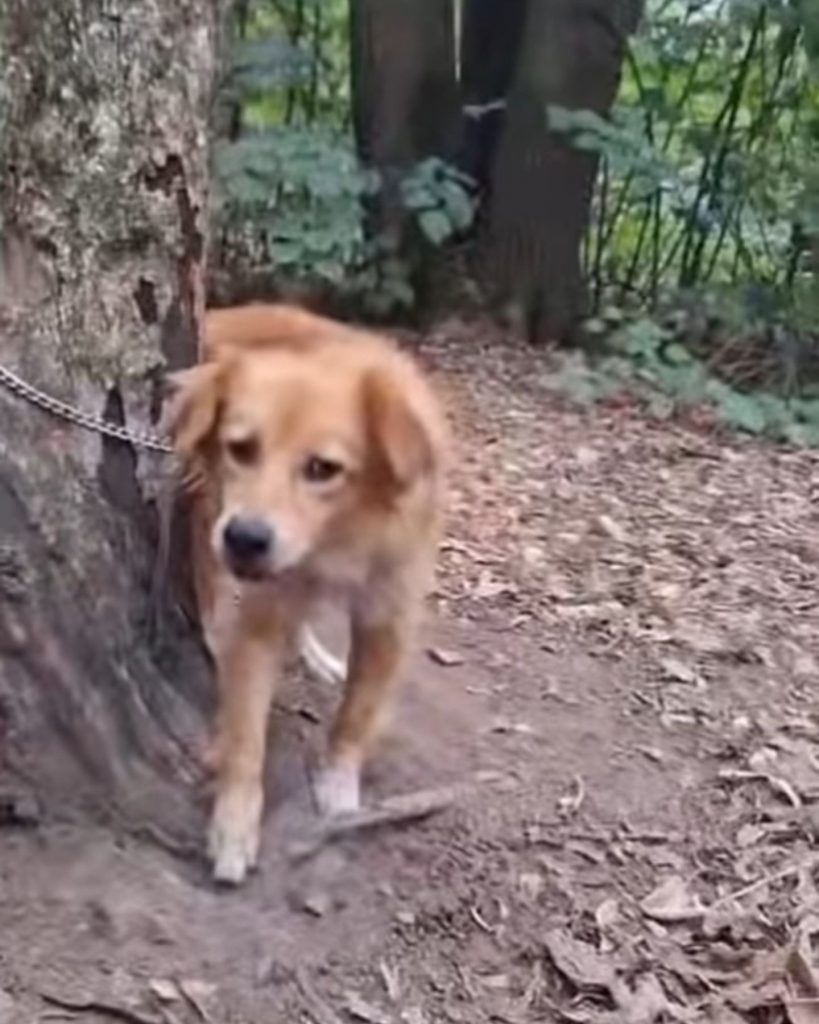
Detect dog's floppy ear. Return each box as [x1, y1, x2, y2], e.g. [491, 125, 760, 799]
[163, 361, 224, 463]
[363, 367, 434, 489]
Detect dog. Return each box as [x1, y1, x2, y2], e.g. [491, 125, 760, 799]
[166, 303, 448, 884]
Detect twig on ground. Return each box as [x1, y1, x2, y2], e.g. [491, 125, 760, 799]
[718, 768, 802, 808]
[40, 992, 162, 1024]
[288, 782, 469, 863]
[709, 853, 819, 911]
[469, 905, 496, 934]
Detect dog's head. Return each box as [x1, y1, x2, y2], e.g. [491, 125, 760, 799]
[165, 327, 439, 582]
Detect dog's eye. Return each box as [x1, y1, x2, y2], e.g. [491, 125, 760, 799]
[303, 455, 343, 483]
[226, 436, 260, 466]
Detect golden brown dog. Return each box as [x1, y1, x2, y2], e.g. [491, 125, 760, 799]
[166, 304, 447, 883]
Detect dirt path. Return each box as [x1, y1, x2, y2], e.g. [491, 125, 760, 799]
[1, 319, 818, 1023]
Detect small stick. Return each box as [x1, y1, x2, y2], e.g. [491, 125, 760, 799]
[289, 782, 469, 863]
[709, 853, 819, 912]
[718, 768, 802, 809]
[41, 993, 162, 1024]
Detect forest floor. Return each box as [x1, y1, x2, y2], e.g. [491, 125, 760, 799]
[1, 318, 819, 1023]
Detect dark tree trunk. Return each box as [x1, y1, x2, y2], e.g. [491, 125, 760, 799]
[483, 0, 643, 343]
[457, 0, 527, 195]
[229, 0, 252, 140]
[0, 0, 225, 844]
[350, 0, 458, 246]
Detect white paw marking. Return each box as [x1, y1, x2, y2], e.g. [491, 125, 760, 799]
[314, 762, 361, 817]
[208, 783, 263, 885]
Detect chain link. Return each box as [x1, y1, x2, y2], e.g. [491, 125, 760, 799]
[0, 363, 173, 454]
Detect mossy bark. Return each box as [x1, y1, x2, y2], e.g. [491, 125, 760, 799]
[0, 0, 224, 843]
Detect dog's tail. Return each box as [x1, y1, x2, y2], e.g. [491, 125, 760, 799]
[298, 625, 346, 686]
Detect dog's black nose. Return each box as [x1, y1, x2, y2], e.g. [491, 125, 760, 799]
[223, 516, 273, 562]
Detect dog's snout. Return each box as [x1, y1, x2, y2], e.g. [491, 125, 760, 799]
[223, 515, 274, 562]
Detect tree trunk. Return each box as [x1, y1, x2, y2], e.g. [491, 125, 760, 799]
[0, 0, 224, 844]
[483, 0, 642, 343]
[350, 0, 458, 246]
[457, 0, 528, 195]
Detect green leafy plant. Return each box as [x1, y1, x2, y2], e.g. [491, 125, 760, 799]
[400, 158, 477, 245]
[212, 123, 476, 313]
[548, 313, 819, 446]
[544, 4, 819, 411]
[211, 0, 477, 314]
[213, 126, 370, 286]
[547, 105, 680, 204]
[223, 37, 312, 100]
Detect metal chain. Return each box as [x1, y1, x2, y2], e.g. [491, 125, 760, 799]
[0, 362, 173, 454]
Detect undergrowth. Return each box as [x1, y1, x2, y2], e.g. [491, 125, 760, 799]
[211, 27, 476, 316]
[547, 315, 819, 446]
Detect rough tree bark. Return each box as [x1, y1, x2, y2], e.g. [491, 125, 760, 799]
[457, 0, 527, 195]
[350, 0, 458, 247]
[0, 0, 224, 843]
[483, 0, 643, 343]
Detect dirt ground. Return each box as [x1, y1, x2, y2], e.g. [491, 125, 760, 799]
[1, 318, 818, 1023]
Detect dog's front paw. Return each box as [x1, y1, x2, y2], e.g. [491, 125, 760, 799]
[208, 782, 263, 885]
[314, 761, 361, 817]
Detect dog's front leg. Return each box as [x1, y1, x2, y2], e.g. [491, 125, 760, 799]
[315, 612, 411, 816]
[208, 601, 284, 884]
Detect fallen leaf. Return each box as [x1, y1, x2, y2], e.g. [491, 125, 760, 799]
[796, 868, 819, 922]
[519, 871, 544, 901]
[474, 572, 511, 599]
[719, 768, 802, 808]
[785, 933, 819, 1024]
[574, 445, 599, 468]
[543, 928, 615, 993]
[479, 974, 509, 990]
[701, 902, 751, 942]
[595, 897, 620, 932]
[427, 647, 465, 667]
[488, 717, 534, 736]
[148, 979, 180, 1004]
[659, 658, 698, 685]
[613, 972, 684, 1024]
[793, 650, 819, 679]
[597, 513, 629, 544]
[709, 1010, 749, 1024]
[641, 876, 704, 924]
[400, 1010, 427, 1024]
[545, 930, 688, 1022]
[522, 544, 546, 566]
[302, 890, 331, 917]
[723, 948, 788, 1014]
[40, 989, 162, 1024]
[557, 775, 586, 818]
[736, 823, 766, 848]
[595, 897, 621, 954]
[178, 979, 218, 1022]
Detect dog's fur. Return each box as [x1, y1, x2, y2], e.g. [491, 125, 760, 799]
[166, 303, 447, 883]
